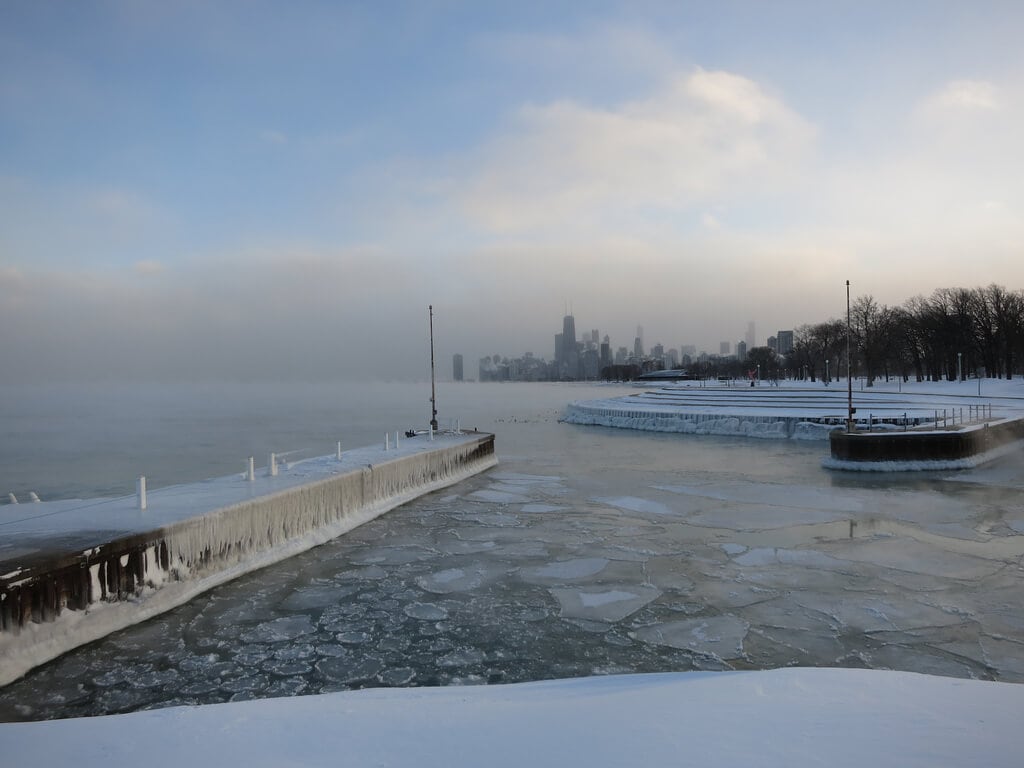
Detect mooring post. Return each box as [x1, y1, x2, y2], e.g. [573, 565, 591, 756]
[137, 476, 147, 510]
[268, 452, 278, 477]
[248, 456, 255, 481]
[385, 433, 390, 451]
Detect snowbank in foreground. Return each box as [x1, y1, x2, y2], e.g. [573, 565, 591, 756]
[2, 668, 1021, 767]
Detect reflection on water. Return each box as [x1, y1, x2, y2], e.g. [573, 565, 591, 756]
[1, 381, 1023, 721]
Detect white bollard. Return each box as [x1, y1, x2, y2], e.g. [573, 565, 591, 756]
[429, 424, 434, 442]
[385, 433, 390, 451]
[248, 456, 255, 481]
[337, 441, 343, 461]
[395, 430, 401, 449]
[137, 476, 147, 510]
[268, 452, 278, 477]
[29, 492, 40, 502]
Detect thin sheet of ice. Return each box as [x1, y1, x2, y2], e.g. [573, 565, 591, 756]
[594, 496, 675, 516]
[550, 585, 661, 622]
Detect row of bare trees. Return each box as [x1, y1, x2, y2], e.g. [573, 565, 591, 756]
[789, 284, 1024, 385]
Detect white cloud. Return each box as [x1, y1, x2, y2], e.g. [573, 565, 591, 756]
[458, 69, 817, 235]
[931, 79, 1001, 111]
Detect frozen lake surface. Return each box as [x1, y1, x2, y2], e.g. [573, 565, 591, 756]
[1, 379, 1023, 720]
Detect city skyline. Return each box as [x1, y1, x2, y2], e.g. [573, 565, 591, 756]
[2, 3, 1023, 383]
[473, 309, 791, 381]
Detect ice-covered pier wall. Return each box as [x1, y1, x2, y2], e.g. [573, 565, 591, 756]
[0, 434, 496, 686]
[827, 417, 1024, 469]
[562, 402, 839, 440]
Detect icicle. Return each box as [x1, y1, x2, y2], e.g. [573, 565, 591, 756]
[137, 476, 147, 510]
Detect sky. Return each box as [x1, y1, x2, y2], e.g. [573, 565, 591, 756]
[2, 0, 1023, 382]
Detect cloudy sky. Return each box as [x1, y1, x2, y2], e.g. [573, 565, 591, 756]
[2, 1, 1022, 381]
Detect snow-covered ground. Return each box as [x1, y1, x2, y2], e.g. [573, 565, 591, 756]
[2, 667, 1022, 767]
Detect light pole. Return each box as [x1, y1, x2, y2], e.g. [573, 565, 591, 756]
[825, 358, 830, 385]
[957, 352, 962, 383]
[429, 305, 438, 431]
[846, 280, 854, 432]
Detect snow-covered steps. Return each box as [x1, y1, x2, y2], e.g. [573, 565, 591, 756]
[0, 432, 496, 686]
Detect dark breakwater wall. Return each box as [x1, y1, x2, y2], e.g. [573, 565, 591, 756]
[0, 434, 496, 686]
[828, 418, 1024, 465]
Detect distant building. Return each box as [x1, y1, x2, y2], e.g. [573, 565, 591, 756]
[453, 354, 464, 382]
[736, 340, 747, 360]
[720, 341, 731, 355]
[560, 315, 578, 379]
[745, 321, 756, 349]
[777, 330, 794, 355]
[767, 336, 778, 353]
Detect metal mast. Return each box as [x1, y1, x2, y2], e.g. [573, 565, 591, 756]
[429, 305, 438, 430]
[846, 280, 854, 432]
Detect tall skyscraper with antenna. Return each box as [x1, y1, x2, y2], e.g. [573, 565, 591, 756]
[561, 313, 578, 379]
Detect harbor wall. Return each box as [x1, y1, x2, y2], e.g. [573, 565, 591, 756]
[562, 402, 838, 440]
[827, 418, 1024, 468]
[0, 434, 496, 686]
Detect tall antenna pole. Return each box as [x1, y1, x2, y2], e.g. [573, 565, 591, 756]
[429, 305, 438, 430]
[846, 280, 854, 433]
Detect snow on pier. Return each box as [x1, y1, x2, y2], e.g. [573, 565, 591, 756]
[0, 432, 496, 686]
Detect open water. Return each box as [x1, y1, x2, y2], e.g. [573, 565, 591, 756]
[1, 379, 1023, 721]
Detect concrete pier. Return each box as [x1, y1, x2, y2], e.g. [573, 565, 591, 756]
[0, 432, 496, 686]
[827, 417, 1024, 469]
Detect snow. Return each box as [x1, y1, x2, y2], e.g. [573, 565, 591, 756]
[1, 668, 1022, 767]
[563, 378, 1024, 442]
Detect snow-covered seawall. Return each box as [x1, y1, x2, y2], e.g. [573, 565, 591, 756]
[0, 433, 496, 686]
[562, 401, 836, 440]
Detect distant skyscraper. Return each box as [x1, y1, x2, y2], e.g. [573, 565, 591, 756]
[561, 314, 578, 379]
[745, 322, 756, 349]
[452, 354, 463, 382]
[736, 340, 747, 360]
[777, 330, 794, 355]
[720, 341, 731, 355]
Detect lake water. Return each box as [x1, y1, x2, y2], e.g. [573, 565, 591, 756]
[1, 379, 1022, 721]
